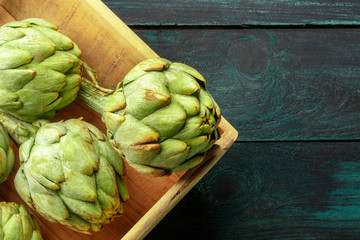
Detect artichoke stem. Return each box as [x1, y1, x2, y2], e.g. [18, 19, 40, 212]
[0, 113, 39, 146]
[77, 78, 113, 115]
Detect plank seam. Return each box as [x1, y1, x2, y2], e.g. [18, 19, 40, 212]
[129, 24, 360, 30]
[235, 139, 360, 143]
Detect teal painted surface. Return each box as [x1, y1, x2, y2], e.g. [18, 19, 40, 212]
[133, 29, 360, 141]
[103, 0, 360, 26]
[101, 0, 360, 239]
[146, 142, 360, 239]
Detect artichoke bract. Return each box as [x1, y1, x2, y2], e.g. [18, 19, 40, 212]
[0, 18, 94, 122]
[79, 58, 221, 177]
[0, 123, 14, 183]
[0, 202, 43, 240]
[0, 115, 129, 234]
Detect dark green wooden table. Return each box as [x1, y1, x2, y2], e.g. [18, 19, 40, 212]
[103, 1, 360, 239]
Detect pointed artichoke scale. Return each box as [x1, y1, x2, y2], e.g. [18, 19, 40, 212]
[83, 121, 105, 141]
[97, 190, 121, 221]
[114, 114, 159, 147]
[65, 42, 82, 58]
[0, 26, 25, 45]
[3, 21, 31, 28]
[0, 89, 21, 110]
[20, 215, 35, 239]
[29, 168, 60, 191]
[31, 190, 70, 223]
[33, 122, 66, 144]
[172, 116, 204, 140]
[140, 58, 171, 72]
[198, 86, 214, 110]
[15, 89, 61, 116]
[0, 124, 10, 149]
[54, 74, 82, 110]
[97, 189, 119, 216]
[14, 169, 32, 205]
[208, 91, 221, 118]
[54, 85, 80, 111]
[122, 58, 171, 86]
[95, 156, 117, 197]
[170, 62, 206, 88]
[59, 134, 99, 176]
[59, 193, 102, 222]
[171, 93, 200, 117]
[183, 135, 211, 159]
[18, 205, 31, 218]
[164, 67, 201, 95]
[31, 231, 43, 240]
[172, 155, 205, 173]
[64, 119, 93, 142]
[124, 143, 160, 165]
[124, 72, 170, 120]
[140, 99, 187, 138]
[22, 18, 58, 30]
[60, 169, 97, 202]
[60, 213, 91, 234]
[0, 146, 14, 183]
[31, 25, 74, 51]
[61, 73, 83, 91]
[0, 46, 34, 70]
[3, 215, 26, 239]
[25, 145, 65, 185]
[103, 112, 125, 137]
[149, 139, 190, 169]
[96, 139, 125, 176]
[126, 160, 169, 177]
[22, 68, 66, 92]
[39, 51, 77, 74]
[3, 27, 56, 63]
[117, 176, 130, 202]
[0, 69, 36, 91]
[104, 90, 126, 113]
[1, 203, 18, 224]
[0, 149, 8, 177]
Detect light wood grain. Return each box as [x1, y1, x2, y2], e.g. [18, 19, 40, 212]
[0, 2, 238, 240]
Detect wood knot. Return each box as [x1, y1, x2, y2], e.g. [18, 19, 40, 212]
[228, 39, 270, 76]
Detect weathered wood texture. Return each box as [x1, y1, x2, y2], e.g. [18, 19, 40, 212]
[132, 29, 360, 141]
[146, 142, 360, 239]
[104, 0, 360, 26]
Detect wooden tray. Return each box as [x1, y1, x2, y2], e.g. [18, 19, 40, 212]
[0, 0, 238, 239]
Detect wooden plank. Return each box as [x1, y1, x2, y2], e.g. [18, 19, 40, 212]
[103, 0, 360, 26]
[0, 3, 13, 22]
[146, 141, 360, 239]
[0, 3, 238, 240]
[133, 28, 360, 141]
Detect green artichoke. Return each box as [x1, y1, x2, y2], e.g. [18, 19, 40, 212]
[0, 18, 95, 122]
[0, 115, 129, 234]
[78, 58, 221, 177]
[0, 123, 14, 183]
[0, 202, 43, 240]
